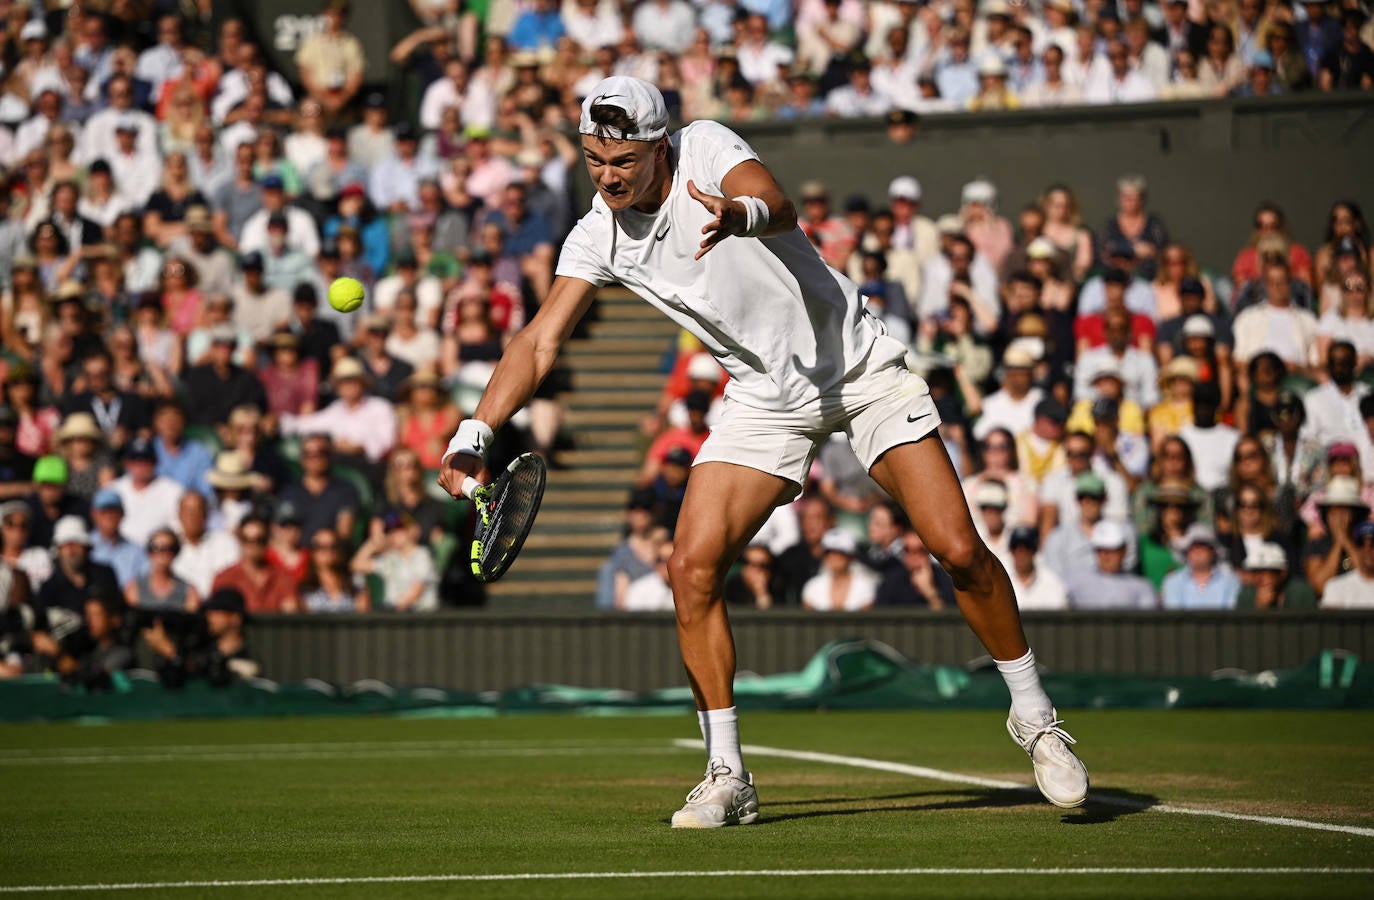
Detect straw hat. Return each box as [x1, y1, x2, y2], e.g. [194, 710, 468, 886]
[206, 451, 256, 491]
[56, 412, 103, 443]
[1158, 356, 1199, 390]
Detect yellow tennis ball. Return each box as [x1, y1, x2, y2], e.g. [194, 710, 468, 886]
[328, 277, 366, 313]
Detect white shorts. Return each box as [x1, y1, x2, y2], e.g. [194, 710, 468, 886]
[694, 337, 942, 500]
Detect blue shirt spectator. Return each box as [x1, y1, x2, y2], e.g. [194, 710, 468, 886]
[1161, 526, 1240, 609]
[155, 435, 216, 499]
[508, 1, 566, 52]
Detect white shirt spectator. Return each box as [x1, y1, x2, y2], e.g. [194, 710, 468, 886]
[14, 113, 78, 160]
[1020, 79, 1083, 107]
[1011, 561, 1068, 610]
[1302, 380, 1374, 473]
[737, 40, 796, 86]
[79, 191, 134, 230]
[563, 0, 624, 51]
[871, 58, 922, 111]
[1317, 312, 1374, 359]
[376, 546, 438, 612]
[211, 69, 293, 124]
[386, 330, 442, 370]
[1073, 346, 1160, 408]
[80, 107, 157, 165]
[751, 503, 800, 558]
[368, 155, 438, 213]
[283, 132, 327, 179]
[238, 206, 321, 259]
[281, 396, 397, 463]
[916, 252, 1000, 323]
[801, 565, 880, 611]
[1040, 465, 1131, 526]
[1084, 67, 1157, 103]
[109, 148, 163, 207]
[824, 84, 893, 118]
[111, 475, 185, 547]
[172, 529, 240, 597]
[1179, 423, 1241, 491]
[136, 43, 183, 95]
[1076, 274, 1158, 319]
[972, 388, 1045, 442]
[623, 570, 676, 610]
[1320, 570, 1374, 608]
[1232, 303, 1318, 366]
[1133, 42, 1172, 90]
[372, 274, 444, 320]
[632, 0, 697, 53]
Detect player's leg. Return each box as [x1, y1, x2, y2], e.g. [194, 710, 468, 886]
[666, 459, 795, 828]
[868, 435, 1089, 808]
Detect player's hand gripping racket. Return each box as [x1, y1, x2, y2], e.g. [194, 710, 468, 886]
[462, 452, 547, 582]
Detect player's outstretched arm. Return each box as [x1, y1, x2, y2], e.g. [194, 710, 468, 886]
[688, 159, 797, 260]
[438, 275, 597, 497]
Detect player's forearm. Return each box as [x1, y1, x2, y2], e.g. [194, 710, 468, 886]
[470, 330, 556, 432]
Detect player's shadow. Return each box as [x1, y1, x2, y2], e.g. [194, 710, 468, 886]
[725, 786, 1159, 826]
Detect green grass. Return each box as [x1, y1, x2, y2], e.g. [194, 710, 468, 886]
[3, 710, 1373, 899]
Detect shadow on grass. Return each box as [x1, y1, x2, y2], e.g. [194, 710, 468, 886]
[667, 786, 1161, 827]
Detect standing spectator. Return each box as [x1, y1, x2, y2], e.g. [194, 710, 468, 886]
[1236, 542, 1318, 609]
[801, 529, 879, 611]
[1320, 520, 1374, 606]
[1065, 520, 1157, 609]
[1005, 525, 1067, 610]
[1161, 524, 1239, 609]
[212, 516, 299, 614]
[622, 540, 676, 611]
[171, 491, 240, 599]
[351, 513, 438, 612]
[296, 1, 367, 119]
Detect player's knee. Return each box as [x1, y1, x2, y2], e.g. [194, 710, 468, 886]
[933, 536, 994, 591]
[666, 548, 720, 620]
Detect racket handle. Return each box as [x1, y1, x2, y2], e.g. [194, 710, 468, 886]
[461, 476, 482, 500]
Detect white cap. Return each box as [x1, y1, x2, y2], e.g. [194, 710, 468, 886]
[1244, 542, 1288, 571]
[974, 480, 1009, 509]
[961, 179, 997, 206]
[977, 55, 1008, 77]
[1178, 523, 1218, 552]
[820, 528, 858, 556]
[20, 20, 47, 41]
[1026, 237, 1057, 260]
[685, 353, 722, 383]
[1090, 359, 1123, 383]
[935, 213, 963, 235]
[578, 76, 669, 142]
[888, 176, 922, 202]
[52, 515, 91, 548]
[1182, 315, 1215, 338]
[1090, 520, 1128, 550]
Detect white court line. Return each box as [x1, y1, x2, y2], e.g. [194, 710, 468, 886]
[1, 867, 1371, 893]
[675, 740, 1374, 839]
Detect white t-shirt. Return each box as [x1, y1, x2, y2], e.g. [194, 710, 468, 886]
[1013, 563, 1068, 610]
[556, 121, 887, 412]
[972, 388, 1043, 442]
[801, 565, 880, 611]
[111, 475, 185, 547]
[1320, 570, 1374, 608]
[1179, 423, 1240, 492]
[623, 572, 675, 611]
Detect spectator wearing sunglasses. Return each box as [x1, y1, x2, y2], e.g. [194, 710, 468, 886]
[210, 516, 299, 614]
[126, 528, 199, 612]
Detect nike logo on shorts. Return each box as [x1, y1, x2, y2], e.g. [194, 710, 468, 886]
[907, 412, 931, 424]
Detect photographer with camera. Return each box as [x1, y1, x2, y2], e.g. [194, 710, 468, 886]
[142, 587, 260, 688]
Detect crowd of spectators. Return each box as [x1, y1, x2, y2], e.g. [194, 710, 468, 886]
[599, 175, 1374, 613]
[0, 0, 1370, 688]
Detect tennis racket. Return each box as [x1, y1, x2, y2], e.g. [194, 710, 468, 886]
[462, 452, 547, 583]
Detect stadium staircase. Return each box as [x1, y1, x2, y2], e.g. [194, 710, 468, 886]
[484, 287, 675, 608]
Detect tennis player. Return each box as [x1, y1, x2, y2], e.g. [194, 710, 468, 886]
[440, 76, 1089, 827]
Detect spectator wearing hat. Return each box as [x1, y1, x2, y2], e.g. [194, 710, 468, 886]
[347, 92, 397, 173]
[1005, 526, 1066, 611]
[972, 345, 1043, 443]
[1043, 472, 1138, 581]
[1156, 278, 1234, 366]
[295, 1, 367, 117]
[596, 488, 669, 610]
[883, 175, 937, 267]
[1236, 541, 1318, 609]
[185, 294, 254, 370]
[151, 399, 215, 499]
[28, 449, 91, 545]
[1232, 257, 1319, 372]
[1321, 520, 1374, 607]
[1299, 441, 1374, 533]
[957, 179, 1013, 276]
[36, 516, 120, 619]
[1039, 430, 1131, 534]
[59, 348, 151, 451]
[1302, 341, 1374, 472]
[395, 370, 457, 471]
[1316, 236, 1371, 319]
[972, 479, 1015, 574]
[1, 498, 51, 591]
[259, 331, 320, 423]
[171, 491, 240, 598]
[107, 112, 164, 209]
[1138, 479, 1203, 589]
[0, 404, 35, 500]
[1160, 524, 1239, 609]
[801, 528, 879, 611]
[1304, 474, 1373, 595]
[144, 586, 261, 688]
[182, 323, 267, 427]
[1014, 396, 1069, 485]
[351, 511, 438, 612]
[173, 207, 235, 297]
[204, 448, 260, 536]
[109, 430, 190, 548]
[640, 389, 714, 489]
[1064, 520, 1157, 610]
[967, 54, 1019, 111]
[281, 356, 396, 470]
[1067, 361, 1146, 437]
[238, 174, 321, 259]
[641, 352, 726, 440]
[356, 314, 415, 402]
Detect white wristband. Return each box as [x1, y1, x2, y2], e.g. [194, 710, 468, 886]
[443, 419, 494, 465]
[733, 195, 770, 238]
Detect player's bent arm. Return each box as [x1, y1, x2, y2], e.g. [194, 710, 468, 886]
[470, 275, 599, 434]
[719, 160, 797, 237]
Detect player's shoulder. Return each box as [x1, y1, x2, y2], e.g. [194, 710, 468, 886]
[675, 119, 752, 155]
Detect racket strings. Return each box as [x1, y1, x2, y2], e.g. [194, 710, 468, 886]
[476, 461, 544, 571]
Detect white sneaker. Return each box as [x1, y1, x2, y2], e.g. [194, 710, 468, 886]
[1006, 708, 1089, 809]
[670, 757, 759, 829]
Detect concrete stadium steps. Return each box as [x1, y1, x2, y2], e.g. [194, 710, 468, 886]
[489, 286, 671, 607]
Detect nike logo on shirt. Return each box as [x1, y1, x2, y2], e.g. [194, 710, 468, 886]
[655, 225, 671, 241]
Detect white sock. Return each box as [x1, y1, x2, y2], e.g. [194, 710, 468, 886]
[698, 706, 746, 777]
[996, 649, 1054, 725]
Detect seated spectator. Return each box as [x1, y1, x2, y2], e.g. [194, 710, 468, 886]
[1302, 341, 1372, 468]
[111, 437, 185, 547]
[395, 370, 457, 471]
[973, 345, 1043, 442]
[1065, 520, 1157, 610]
[128, 527, 200, 612]
[1264, 390, 1325, 503]
[282, 357, 397, 481]
[1005, 525, 1067, 610]
[1318, 11, 1374, 93]
[186, 295, 255, 370]
[152, 400, 214, 498]
[239, 174, 320, 259]
[645, 446, 692, 535]
[1087, 398, 1150, 487]
[1043, 473, 1138, 579]
[860, 501, 908, 578]
[24, 454, 90, 548]
[801, 529, 879, 611]
[622, 540, 676, 612]
[875, 528, 956, 608]
[1232, 203, 1314, 288]
[212, 516, 299, 614]
[1316, 272, 1374, 370]
[182, 325, 267, 427]
[177, 206, 236, 298]
[35, 516, 120, 619]
[1039, 431, 1131, 535]
[971, 480, 1014, 573]
[596, 489, 667, 610]
[1067, 361, 1147, 437]
[89, 488, 150, 590]
[356, 315, 416, 402]
[50, 589, 134, 691]
[724, 541, 784, 610]
[385, 291, 442, 371]
[1320, 520, 1374, 607]
[351, 512, 438, 612]
[5, 365, 58, 457]
[0, 499, 51, 592]
[1316, 237, 1370, 319]
[1161, 525, 1239, 609]
[1138, 480, 1200, 590]
[1156, 278, 1234, 366]
[1015, 398, 1069, 485]
[1179, 383, 1240, 492]
[143, 586, 261, 687]
[299, 528, 365, 613]
[1075, 272, 1157, 354]
[171, 491, 239, 599]
[1232, 258, 1320, 374]
[1097, 174, 1168, 280]
[963, 428, 1038, 531]
[231, 250, 295, 344]
[776, 495, 833, 606]
[1237, 541, 1318, 609]
[292, 283, 348, 376]
[374, 252, 443, 326]
[278, 433, 361, 544]
[259, 332, 320, 423]
[1225, 479, 1297, 581]
[0, 405, 35, 501]
[61, 348, 150, 452]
